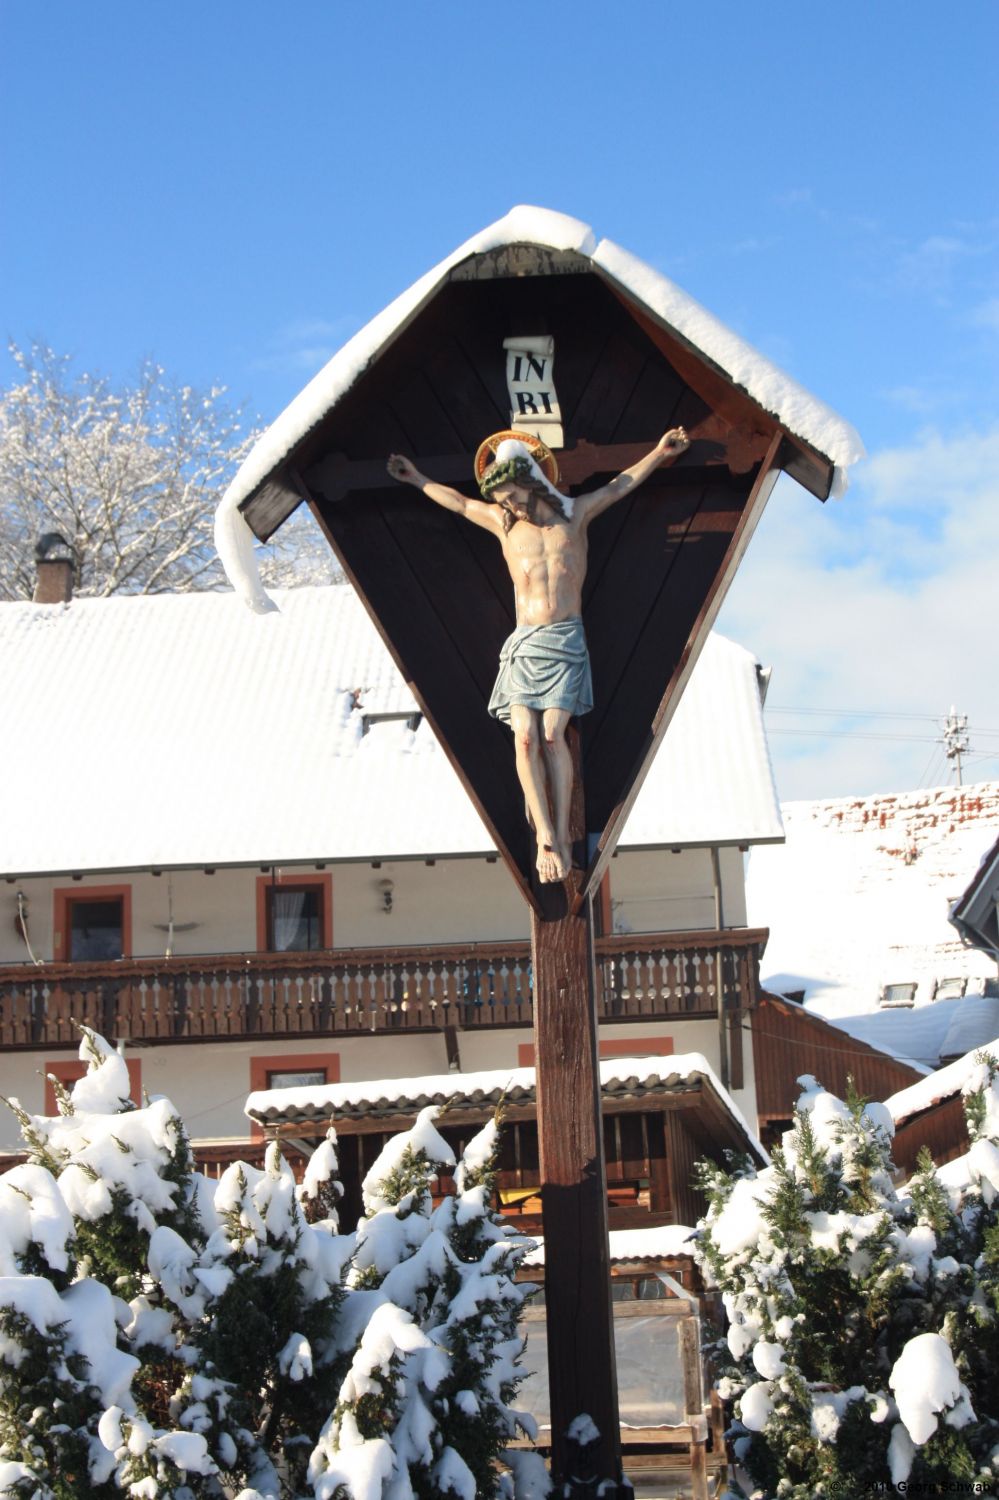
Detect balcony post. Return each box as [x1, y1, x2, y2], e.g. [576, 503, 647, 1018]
[709, 846, 728, 1091]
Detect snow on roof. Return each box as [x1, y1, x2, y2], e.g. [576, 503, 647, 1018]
[886, 1041, 999, 1127]
[747, 783, 999, 1024]
[0, 586, 781, 876]
[245, 1050, 767, 1160]
[831, 995, 999, 1074]
[216, 205, 863, 612]
[521, 1224, 697, 1268]
[951, 832, 999, 954]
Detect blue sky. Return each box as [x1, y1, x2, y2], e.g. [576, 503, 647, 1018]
[3, 2, 997, 800]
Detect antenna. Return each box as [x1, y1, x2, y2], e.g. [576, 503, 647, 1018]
[941, 707, 970, 786]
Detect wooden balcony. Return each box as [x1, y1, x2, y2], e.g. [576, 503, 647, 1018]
[0, 928, 766, 1050]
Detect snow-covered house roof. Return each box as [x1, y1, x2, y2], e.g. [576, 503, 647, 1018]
[831, 995, 999, 1074]
[0, 585, 782, 877]
[244, 1051, 767, 1163]
[950, 832, 999, 960]
[886, 1041, 999, 1129]
[747, 784, 999, 1024]
[216, 205, 863, 613]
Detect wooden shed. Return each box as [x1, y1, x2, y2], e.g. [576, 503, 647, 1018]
[245, 1050, 768, 1234]
[752, 991, 924, 1148]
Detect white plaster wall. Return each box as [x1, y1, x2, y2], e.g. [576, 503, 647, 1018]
[330, 860, 527, 947]
[0, 848, 751, 966]
[0, 859, 531, 966]
[0, 1031, 454, 1153]
[609, 848, 747, 933]
[0, 1013, 758, 1155]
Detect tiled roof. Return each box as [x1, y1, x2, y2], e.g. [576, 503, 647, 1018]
[245, 1051, 766, 1160]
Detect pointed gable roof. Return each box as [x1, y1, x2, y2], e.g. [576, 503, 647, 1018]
[216, 205, 863, 613]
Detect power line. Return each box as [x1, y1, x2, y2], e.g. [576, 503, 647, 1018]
[767, 728, 941, 744]
[767, 706, 943, 723]
[767, 709, 999, 739]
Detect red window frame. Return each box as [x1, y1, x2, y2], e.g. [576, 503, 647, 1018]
[53, 884, 133, 962]
[255, 874, 333, 952]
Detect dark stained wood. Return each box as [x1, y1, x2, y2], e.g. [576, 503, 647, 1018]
[242, 270, 789, 902]
[728, 1005, 745, 1091]
[751, 993, 923, 1125]
[577, 434, 784, 906]
[664, 1112, 705, 1227]
[532, 724, 622, 1487]
[892, 1094, 970, 1177]
[0, 928, 767, 1051]
[646, 1113, 670, 1214]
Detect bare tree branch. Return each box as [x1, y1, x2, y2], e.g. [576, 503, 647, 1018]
[0, 342, 343, 600]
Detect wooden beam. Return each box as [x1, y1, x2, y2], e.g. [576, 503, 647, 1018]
[532, 726, 625, 1491]
[599, 279, 836, 501]
[301, 412, 770, 507]
[575, 431, 784, 911]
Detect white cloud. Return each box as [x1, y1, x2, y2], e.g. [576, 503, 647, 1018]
[251, 314, 360, 375]
[716, 424, 998, 801]
[972, 297, 999, 333]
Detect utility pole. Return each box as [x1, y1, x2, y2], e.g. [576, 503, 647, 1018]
[942, 708, 970, 786]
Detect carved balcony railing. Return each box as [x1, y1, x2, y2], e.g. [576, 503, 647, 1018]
[0, 928, 766, 1049]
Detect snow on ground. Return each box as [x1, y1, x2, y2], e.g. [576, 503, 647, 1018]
[747, 783, 999, 1045]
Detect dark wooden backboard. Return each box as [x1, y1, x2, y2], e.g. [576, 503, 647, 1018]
[240, 256, 824, 909]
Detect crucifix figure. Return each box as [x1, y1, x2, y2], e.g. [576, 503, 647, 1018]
[387, 426, 690, 882]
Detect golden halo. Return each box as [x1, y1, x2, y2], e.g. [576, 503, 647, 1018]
[474, 429, 560, 487]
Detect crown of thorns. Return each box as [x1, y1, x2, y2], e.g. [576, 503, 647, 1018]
[478, 455, 538, 498]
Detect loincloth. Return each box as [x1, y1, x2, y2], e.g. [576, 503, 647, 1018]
[488, 616, 593, 726]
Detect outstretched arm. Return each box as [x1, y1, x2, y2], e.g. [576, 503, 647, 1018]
[387, 454, 503, 534]
[574, 427, 691, 524]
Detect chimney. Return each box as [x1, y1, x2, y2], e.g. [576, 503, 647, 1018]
[33, 533, 75, 604]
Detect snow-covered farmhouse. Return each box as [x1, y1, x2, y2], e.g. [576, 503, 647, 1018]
[0, 580, 781, 1181]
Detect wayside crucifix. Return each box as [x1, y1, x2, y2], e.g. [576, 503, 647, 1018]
[388, 426, 689, 882]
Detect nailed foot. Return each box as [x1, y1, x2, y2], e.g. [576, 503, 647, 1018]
[536, 839, 569, 884]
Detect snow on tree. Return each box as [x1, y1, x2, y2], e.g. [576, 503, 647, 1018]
[0, 340, 339, 601]
[0, 1028, 219, 1496]
[692, 1073, 999, 1497]
[309, 1107, 539, 1500]
[187, 1142, 352, 1496]
[0, 1038, 542, 1499]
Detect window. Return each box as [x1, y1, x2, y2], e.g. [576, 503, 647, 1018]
[267, 1068, 327, 1090]
[932, 977, 967, 1001]
[255, 874, 332, 952]
[53, 885, 132, 962]
[880, 982, 917, 1007]
[249, 1050, 340, 1139]
[267, 886, 323, 952]
[69, 899, 124, 960]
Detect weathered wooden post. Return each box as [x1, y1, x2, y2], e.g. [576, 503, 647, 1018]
[216, 206, 859, 1492]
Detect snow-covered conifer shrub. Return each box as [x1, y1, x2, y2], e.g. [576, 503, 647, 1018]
[693, 1075, 999, 1497]
[0, 1033, 542, 1499]
[309, 1107, 540, 1500]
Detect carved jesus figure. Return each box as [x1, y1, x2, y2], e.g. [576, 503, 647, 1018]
[387, 427, 690, 883]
